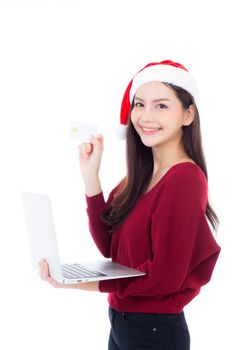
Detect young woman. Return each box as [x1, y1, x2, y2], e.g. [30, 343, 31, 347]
[40, 60, 221, 350]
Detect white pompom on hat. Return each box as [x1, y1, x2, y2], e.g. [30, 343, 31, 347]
[115, 60, 198, 140]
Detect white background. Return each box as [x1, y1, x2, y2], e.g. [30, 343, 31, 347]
[0, 0, 232, 349]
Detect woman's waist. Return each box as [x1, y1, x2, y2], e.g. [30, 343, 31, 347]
[107, 291, 197, 314]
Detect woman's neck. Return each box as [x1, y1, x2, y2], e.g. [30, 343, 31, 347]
[151, 142, 193, 174]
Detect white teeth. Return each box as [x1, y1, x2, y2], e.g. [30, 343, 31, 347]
[142, 127, 161, 131]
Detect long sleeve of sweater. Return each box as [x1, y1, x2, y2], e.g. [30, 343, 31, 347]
[85, 188, 116, 257]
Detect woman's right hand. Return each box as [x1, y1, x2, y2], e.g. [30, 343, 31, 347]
[78, 133, 104, 178]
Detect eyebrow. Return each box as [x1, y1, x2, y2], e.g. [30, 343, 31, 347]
[134, 97, 171, 103]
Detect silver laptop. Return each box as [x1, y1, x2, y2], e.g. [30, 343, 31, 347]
[21, 192, 145, 284]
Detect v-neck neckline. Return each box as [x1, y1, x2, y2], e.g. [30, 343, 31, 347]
[142, 161, 198, 196]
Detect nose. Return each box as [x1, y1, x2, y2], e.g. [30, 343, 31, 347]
[138, 106, 155, 123]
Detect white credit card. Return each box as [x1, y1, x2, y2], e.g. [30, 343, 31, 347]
[69, 121, 98, 142]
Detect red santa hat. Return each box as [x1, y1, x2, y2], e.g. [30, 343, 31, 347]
[116, 60, 198, 139]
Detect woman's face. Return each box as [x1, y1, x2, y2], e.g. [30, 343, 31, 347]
[130, 81, 194, 148]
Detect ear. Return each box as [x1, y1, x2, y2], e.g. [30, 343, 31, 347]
[183, 104, 195, 126]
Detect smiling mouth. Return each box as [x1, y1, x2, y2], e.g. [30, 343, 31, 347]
[141, 127, 162, 134]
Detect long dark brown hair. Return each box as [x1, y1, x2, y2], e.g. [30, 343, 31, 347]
[101, 83, 220, 232]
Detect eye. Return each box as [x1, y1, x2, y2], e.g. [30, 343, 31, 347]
[134, 102, 144, 108]
[156, 103, 167, 109]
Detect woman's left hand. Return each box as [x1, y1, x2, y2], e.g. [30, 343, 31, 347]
[38, 259, 100, 291]
[39, 259, 65, 288]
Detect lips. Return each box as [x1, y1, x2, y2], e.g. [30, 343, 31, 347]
[142, 127, 161, 132]
[141, 126, 162, 135]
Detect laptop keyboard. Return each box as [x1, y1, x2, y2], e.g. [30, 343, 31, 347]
[61, 263, 107, 279]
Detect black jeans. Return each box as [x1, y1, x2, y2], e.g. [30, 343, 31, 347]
[108, 307, 190, 350]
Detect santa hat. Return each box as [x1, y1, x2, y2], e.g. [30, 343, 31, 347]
[115, 60, 198, 140]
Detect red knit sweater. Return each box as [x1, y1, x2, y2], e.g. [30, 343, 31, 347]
[85, 162, 221, 313]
